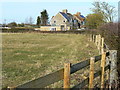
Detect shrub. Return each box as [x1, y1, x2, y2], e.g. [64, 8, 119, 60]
[98, 22, 118, 50]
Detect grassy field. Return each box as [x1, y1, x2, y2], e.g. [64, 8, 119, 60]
[2, 33, 99, 88]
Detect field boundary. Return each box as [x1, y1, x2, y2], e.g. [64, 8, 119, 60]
[7, 34, 118, 89]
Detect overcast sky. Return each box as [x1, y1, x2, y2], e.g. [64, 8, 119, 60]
[0, 0, 119, 24]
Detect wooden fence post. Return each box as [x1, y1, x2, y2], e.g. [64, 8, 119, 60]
[98, 34, 101, 54]
[92, 35, 95, 42]
[92, 34, 94, 42]
[94, 35, 96, 43]
[100, 52, 106, 89]
[98, 35, 100, 50]
[101, 38, 104, 54]
[64, 63, 70, 89]
[95, 35, 97, 45]
[95, 35, 98, 46]
[109, 50, 118, 89]
[89, 57, 95, 89]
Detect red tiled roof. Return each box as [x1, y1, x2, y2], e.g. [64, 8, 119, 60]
[74, 14, 85, 22]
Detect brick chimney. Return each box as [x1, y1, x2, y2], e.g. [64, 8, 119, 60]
[62, 9, 68, 13]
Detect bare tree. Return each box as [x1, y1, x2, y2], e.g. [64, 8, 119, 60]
[25, 17, 34, 25]
[25, 17, 29, 24]
[91, 2, 117, 22]
[29, 17, 34, 25]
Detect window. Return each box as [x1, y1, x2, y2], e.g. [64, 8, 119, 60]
[63, 20, 65, 22]
[54, 21, 56, 23]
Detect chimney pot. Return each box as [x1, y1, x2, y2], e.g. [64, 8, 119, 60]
[62, 9, 68, 13]
[76, 12, 81, 16]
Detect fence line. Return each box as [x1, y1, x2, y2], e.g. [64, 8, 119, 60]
[72, 64, 110, 89]
[7, 33, 117, 89]
[88, 33, 118, 88]
[8, 54, 104, 89]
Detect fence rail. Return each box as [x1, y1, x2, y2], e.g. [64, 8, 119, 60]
[9, 54, 104, 89]
[7, 34, 117, 89]
[17, 69, 64, 88]
[72, 64, 110, 89]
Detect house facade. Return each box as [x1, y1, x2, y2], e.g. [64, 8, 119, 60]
[50, 9, 73, 31]
[36, 9, 85, 31]
[73, 12, 85, 29]
[50, 9, 85, 31]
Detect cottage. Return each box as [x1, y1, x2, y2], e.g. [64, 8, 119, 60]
[50, 9, 85, 30]
[36, 9, 85, 31]
[73, 12, 85, 28]
[50, 9, 73, 31]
